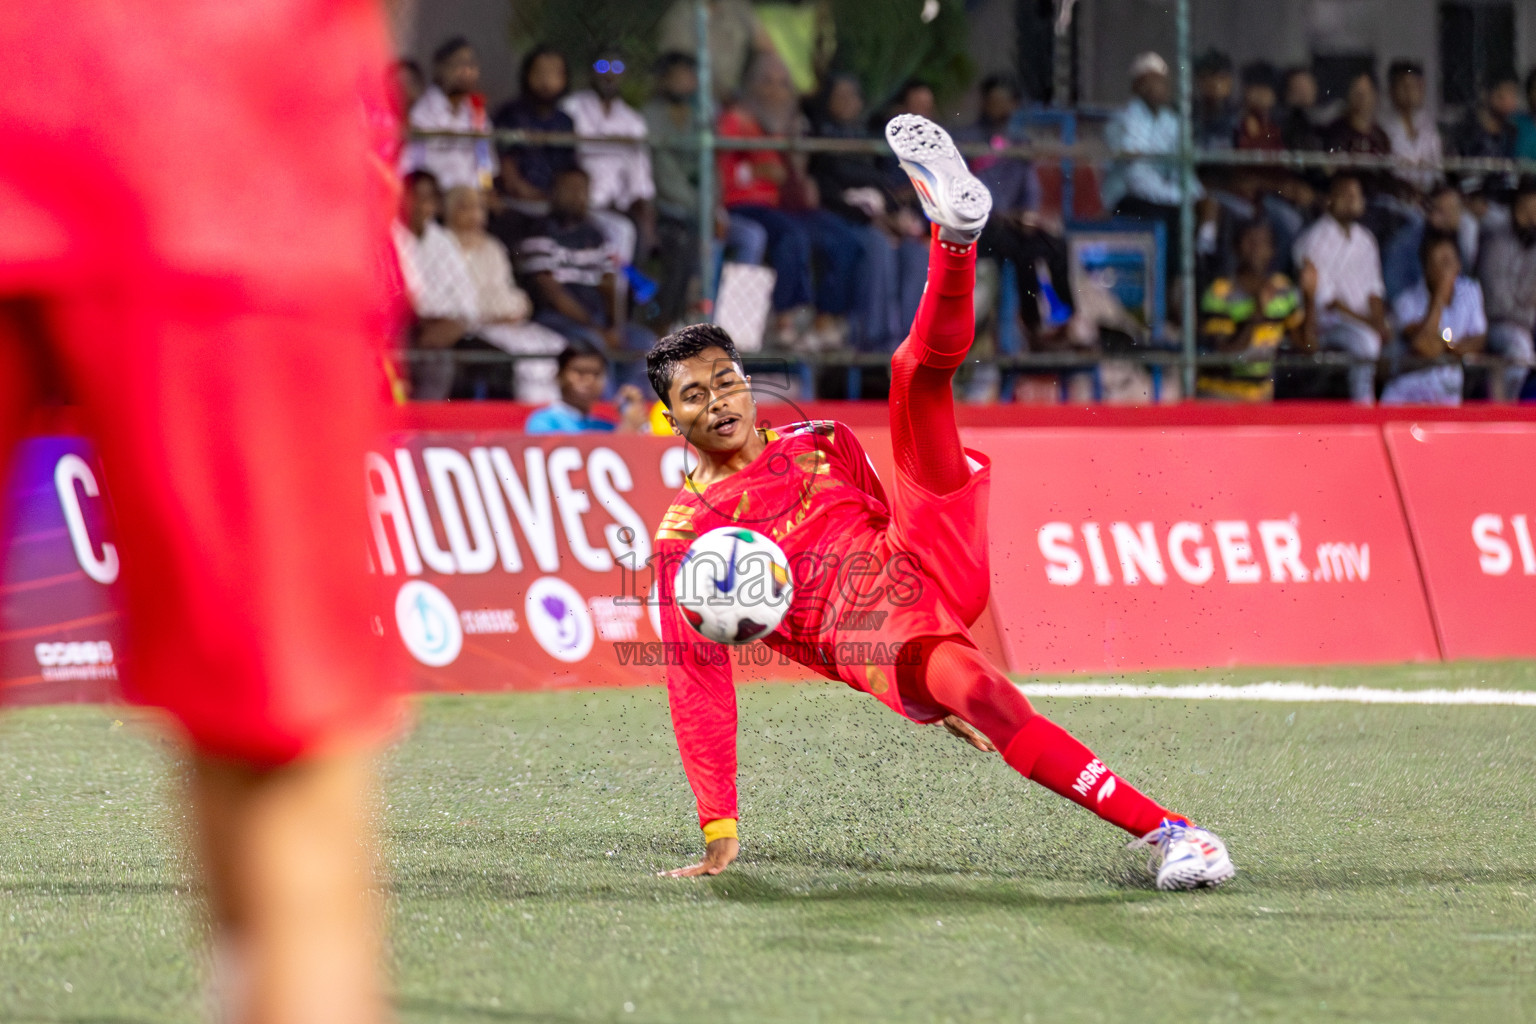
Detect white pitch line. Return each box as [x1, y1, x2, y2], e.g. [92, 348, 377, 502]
[1017, 681, 1536, 707]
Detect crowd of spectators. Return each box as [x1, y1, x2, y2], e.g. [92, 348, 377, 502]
[391, 19, 1536, 408]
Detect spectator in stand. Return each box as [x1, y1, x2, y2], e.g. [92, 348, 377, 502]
[392, 170, 478, 399]
[954, 74, 1074, 346]
[657, 0, 774, 105]
[1515, 70, 1536, 160]
[876, 80, 940, 329]
[1323, 71, 1391, 194]
[402, 37, 495, 192]
[1383, 60, 1443, 198]
[493, 46, 578, 210]
[394, 58, 424, 115]
[443, 185, 566, 402]
[1383, 181, 1478, 301]
[1234, 62, 1283, 150]
[1455, 73, 1520, 159]
[1294, 172, 1389, 403]
[1198, 219, 1313, 402]
[525, 341, 651, 434]
[561, 51, 655, 267]
[644, 52, 768, 330]
[811, 72, 927, 352]
[1103, 52, 1205, 307]
[1280, 67, 1325, 153]
[1475, 178, 1536, 400]
[718, 53, 862, 351]
[1382, 231, 1485, 405]
[518, 167, 657, 392]
[1193, 49, 1239, 151]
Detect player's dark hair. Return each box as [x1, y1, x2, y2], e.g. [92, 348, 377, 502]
[1418, 229, 1460, 269]
[557, 339, 607, 374]
[647, 324, 742, 408]
[433, 36, 474, 68]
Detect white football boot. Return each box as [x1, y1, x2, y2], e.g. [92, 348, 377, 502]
[884, 113, 992, 244]
[1128, 818, 1236, 891]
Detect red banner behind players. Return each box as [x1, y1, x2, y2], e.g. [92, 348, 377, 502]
[1384, 423, 1536, 660]
[971, 426, 1441, 674]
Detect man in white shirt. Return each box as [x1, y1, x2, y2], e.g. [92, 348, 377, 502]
[1294, 173, 1389, 402]
[1383, 231, 1486, 404]
[561, 52, 656, 266]
[1382, 60, 1443, 197]
[402, 38, 496, 191]
[392, 171, 478, 399]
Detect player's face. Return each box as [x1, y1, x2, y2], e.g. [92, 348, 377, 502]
[666, 347, 755, 453]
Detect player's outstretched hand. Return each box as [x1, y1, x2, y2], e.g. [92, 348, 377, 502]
[661, 836, 739, 878]
[941, 714, 997, 752]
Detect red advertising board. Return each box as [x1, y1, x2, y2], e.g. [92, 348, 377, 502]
[970, 426, 1440, 674]
[1383, 422, 1536, 660]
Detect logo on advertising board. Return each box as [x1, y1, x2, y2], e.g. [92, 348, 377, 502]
[395, 581, 464, 667]
[525, 576, 595, 662]
[33, 641, 117, 682]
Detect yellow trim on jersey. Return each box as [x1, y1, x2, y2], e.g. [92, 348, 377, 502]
[702, 818, 738, 844]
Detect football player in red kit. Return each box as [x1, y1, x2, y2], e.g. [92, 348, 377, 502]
[0, 2, 400, 1020]
[648, 115, 1234, 891]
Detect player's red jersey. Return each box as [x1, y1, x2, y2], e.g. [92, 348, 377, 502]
[654, 421, 993, 826]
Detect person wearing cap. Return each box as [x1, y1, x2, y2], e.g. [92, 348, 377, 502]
[1102, 52, 1204, 306]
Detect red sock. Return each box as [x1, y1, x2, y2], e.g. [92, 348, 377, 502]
[903, 224, 976, 370]
[1002, 716, 1179, 838]
[888, 228, 975, 495]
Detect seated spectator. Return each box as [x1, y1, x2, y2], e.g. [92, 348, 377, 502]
[394, 59, 424, 115]
[391, 170, 479, 399]
[1193, 49, 1238, 151]
[1383, 181, 1478, 301]
[1105, 54, 1210, 310]
[1103, 52, 1205, 308]
[1515, 69, 1536, 160]
[1382, 232, 1485, 405]
[517, 167, 656, 393]
[1475, 178, 1536, 400]
[1279, 67, 1325, 153]
[493, 46, 578, 209]
[643, 52, 768, 330]
[811, 72, 927, 352]
[1293, 172, 1389, 403]
[1323, 71, 1392, 196]
[656, 0, 773, 106]
[718, 53, 862, 351]
[525, 341, 650, 434]
[1455, 74, 1520, 159]
[1383, 60, 1443, 198]
[443, 185, 566, 403]
[1198, 219, 1313, 401]
[954, 74, 1074, 346]
[1233, 62, 1283, 150]
[402, 38, 495, 192]
[561, 51, 655, 267]
[875, 80, 940, 330]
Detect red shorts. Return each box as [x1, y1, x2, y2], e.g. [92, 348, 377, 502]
[0, 1, 402, 764]
[824, 450, 993, 722]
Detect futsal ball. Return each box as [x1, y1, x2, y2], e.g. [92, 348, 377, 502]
[675, 527, 794, 644]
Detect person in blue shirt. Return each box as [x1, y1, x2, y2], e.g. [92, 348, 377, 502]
[525, 341, 652, 434]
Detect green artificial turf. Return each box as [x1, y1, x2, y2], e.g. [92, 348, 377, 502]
[2, 662, 1534, 1023]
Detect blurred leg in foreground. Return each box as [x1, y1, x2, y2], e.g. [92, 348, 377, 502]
[0, 3, 402, 1021]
